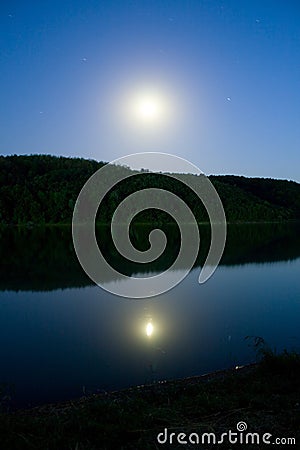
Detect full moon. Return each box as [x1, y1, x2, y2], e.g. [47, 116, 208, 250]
[126, 89, 169, 126]
[136, 97, 161, 121]
[118, 84, 175, 131]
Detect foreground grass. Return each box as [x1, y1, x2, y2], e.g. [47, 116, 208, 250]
[0, 351, 299, 449]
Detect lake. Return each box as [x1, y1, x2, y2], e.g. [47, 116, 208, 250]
[0, 223, 299, 409]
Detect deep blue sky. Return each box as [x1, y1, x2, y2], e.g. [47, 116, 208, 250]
[1, 0, 299, 180]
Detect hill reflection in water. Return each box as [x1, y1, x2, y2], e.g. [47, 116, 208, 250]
[0, 222, 299, 292]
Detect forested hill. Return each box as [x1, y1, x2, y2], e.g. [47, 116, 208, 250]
[0, 154, 299, 224]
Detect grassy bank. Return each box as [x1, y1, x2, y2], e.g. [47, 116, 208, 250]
[1, 349, 299, 449]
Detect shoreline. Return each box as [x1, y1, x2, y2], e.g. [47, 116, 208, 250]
[10, 363, 258, 415]
[1, 353, 299, 449]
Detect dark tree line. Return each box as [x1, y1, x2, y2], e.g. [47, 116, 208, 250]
[0, 154, 299, 224]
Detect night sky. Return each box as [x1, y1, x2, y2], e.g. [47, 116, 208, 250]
[1, 1, 299, 181]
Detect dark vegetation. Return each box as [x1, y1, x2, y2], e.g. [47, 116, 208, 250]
[0, 346, 299, 449]
[0, 154, 299, 224]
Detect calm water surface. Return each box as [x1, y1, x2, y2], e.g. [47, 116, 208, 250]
[0, 223, 299, 408]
